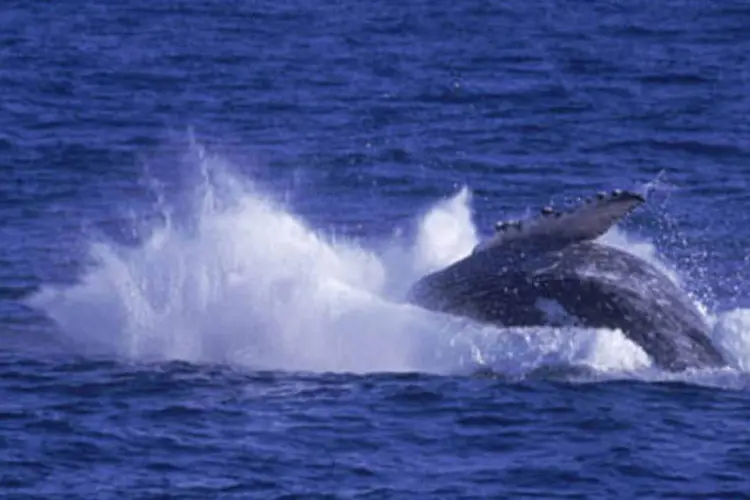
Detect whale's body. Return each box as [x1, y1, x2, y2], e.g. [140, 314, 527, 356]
[407, 190, 726, 371]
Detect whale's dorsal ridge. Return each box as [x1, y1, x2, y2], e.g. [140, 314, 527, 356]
[473, 189, 645, 254]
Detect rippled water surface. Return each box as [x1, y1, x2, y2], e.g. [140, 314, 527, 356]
[2, 0, 750, 498]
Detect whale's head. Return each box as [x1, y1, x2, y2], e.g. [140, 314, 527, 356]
[474, 189, 646, 253]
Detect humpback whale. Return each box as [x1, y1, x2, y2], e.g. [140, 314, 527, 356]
[407, 189, 726, 372]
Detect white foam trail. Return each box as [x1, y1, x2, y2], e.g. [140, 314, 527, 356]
[442, 324, 651, 376]
[26, 143, 749, 380]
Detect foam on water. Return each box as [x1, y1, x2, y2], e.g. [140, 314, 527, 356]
[27, 143, 750, 379]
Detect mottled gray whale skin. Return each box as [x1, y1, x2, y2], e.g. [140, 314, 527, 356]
[407, 190, 726, 372]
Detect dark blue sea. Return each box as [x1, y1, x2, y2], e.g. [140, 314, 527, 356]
[2, 0, 750, 498]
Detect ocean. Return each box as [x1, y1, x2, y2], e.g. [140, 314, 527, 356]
[2, 0, 750, 498]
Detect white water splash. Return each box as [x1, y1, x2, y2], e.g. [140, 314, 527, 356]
[599, 227, 682, 286]
[26, 143, 750, 380]
[411, 186, 478, 276]
[711, 309, 750, 372]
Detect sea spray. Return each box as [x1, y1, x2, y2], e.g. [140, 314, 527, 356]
[28, 142, 750, 378]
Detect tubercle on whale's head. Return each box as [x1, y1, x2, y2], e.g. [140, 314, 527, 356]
[477, 189, 646, 253]
[605, 189, 645, 203]
[493, 189, 645, 232]
[588, 189, 646, 219]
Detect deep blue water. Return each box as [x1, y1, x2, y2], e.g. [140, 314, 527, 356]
[2, 0, 750, 497]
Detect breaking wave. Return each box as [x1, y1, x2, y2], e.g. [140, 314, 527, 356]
[27, 140, 750, 381]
